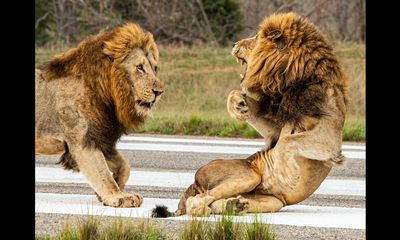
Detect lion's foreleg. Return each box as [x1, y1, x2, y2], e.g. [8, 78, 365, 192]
[69, 146, 120, 196]
[105, 151, 130, 191]
[227, 90, 280, 150]
[69, 145, 142, 208]
[57, 105, 142, 208]
[246, 117, 280, 150]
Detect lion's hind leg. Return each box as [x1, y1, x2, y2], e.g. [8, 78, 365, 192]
[185, 159, 262, 216]
[210, 194, 284, 214]
[210, 195, 250, 215]
[35, 136, 64, 155]
[241, 193, 284, 213]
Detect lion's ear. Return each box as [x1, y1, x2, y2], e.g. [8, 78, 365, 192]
[102, 42, 115, 60]
[266, 29, 286, 49]
[266, 29, 282, 40]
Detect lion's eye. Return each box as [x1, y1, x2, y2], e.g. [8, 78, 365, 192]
[137, 64, 145, 73]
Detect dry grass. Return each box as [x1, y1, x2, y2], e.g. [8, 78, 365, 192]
[35, 42, 365, 141]
[35, 214, 276, 240]
[179, 213, 276, 240]
[35, 217, 166, 240]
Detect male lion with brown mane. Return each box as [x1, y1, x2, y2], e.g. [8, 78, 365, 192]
[36, 23, 164, 208]
[152, 12, 348, 217]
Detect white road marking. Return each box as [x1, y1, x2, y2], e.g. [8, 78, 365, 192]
[35, 193, 365, 229]
[120, 136, 366, 151]
[120, 136, 266, 146]
[35, 167, 365, 196]
[116, 142, 365, 159]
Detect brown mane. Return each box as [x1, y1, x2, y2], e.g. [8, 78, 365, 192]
[36, 23, 163, 208]
[40, 23, 159, 134]
[244, 12, 348, 105]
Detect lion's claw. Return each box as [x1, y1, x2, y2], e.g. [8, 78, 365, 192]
[226, 196, 249, 215]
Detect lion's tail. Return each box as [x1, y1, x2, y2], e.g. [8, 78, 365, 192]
[151, 182, 204, 218]
[151, 205, 176, 218]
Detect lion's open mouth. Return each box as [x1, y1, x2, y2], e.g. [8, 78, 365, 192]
[137, 99, 156, 109]
[235, 57, 247, 81]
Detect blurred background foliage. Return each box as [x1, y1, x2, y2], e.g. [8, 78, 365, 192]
[35, 0, 365, 141]
[35, 0, 365, 48]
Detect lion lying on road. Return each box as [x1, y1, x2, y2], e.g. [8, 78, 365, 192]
[36, 23, 164, 208]
[153, 12, 348, 217]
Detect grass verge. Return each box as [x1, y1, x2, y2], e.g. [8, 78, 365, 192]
[180, 214, 276, 240]
[36, 217, 166, 240]
[138, 114, 365, 141]
[36, 214, 277, 240]
[36, 43, 365, 141]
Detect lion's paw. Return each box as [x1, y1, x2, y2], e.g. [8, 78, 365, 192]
[226, 196, 249, 215]
[186, 194, 214, 217]
[227, 90, 250, 121]
[101, 193, 143, 208]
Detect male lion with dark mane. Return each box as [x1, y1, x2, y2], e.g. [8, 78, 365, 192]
[152, 12, 348, 217]
[36, 23, 164, 208]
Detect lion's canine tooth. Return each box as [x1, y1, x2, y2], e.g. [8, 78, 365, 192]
[236, 58, 239, 63]
[240, 74, 244, 78]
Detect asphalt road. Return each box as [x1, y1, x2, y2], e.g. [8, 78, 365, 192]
[35, 134, 365, 239]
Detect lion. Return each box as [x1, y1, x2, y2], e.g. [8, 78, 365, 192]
[35, 23, 164, 208]
[152, 12, 348, 217]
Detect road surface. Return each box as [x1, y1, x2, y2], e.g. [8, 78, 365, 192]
[35, 134, 365, 239]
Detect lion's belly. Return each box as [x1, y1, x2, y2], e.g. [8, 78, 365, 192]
[256, 157, 331, 205]
[35, 72, 64, 142]
[35, 73, 84, 155]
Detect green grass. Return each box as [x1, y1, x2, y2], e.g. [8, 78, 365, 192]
[35, 42, 365, 141]
[36, 214, 276, 240]
[343, 118, 365, 142]
[180, 214, 276, 240]
[137, 115, 259, 138]
[36, 217, 166, 240]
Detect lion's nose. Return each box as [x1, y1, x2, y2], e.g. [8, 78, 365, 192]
[153, 89, 163, 97]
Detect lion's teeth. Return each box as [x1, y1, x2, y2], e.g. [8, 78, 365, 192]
[240, 60, 244, 66]
[240, 74, 244, 78]
[236, 58, 239, 63]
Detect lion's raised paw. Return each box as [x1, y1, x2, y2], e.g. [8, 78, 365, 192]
[227, 90, 250, 121]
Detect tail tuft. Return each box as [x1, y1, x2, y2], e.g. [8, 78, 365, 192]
[151, 205, 174, 218]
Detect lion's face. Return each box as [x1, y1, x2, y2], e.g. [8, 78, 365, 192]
[232, 12, 333, 99]
[119, 48, 164, 117]
[232, 35, 256, 84]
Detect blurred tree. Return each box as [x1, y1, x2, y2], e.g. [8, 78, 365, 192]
[237, 0, 365, 43]
[35, 0, 364, 47]
[35, 0, 53, 46]
[201, 0, 243, 45]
